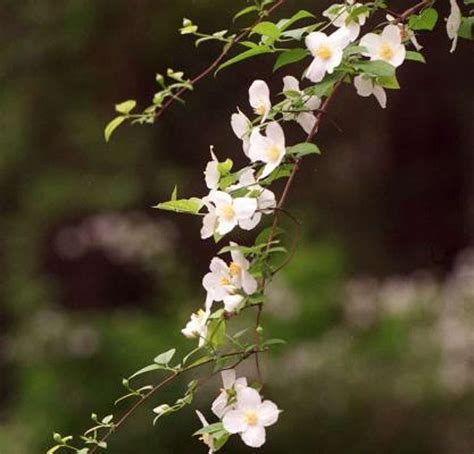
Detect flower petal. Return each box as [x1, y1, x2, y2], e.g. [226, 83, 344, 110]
[282, 75, 300, 93]
[237, 386, 262, 409]
[354, 75, 373, 97]
[233, 197, 257, 220]
[258, 401, 280, 426]
[382, 24, 401, 45]
[241, 425, 266, 448]
[223, 410, 247, 434]
[373, 85, 387, 109]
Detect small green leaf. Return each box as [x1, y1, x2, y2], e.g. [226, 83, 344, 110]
[353, 60, 395, 77]
[251, 21, 281, 39]
[115, 100, 136, 115]
[279, 10, 315, 32]
[273, 48, 308, 71]
[408, 8, 438, 31]
[194, 422, 225, 436]
[153, 198, 204, 215]
[377, 75, 400, 89]
[128, 364, 162, 380]
[104, 116, 126, 142]
[233, 5, 259, 21]
[216, 46, 271, 74]
[154, 348, 176, 365]
[458, 16, 474, 39]
[286, 142, 321, 157]
[217, 159, 233, 174]
[102, 414, 114, 425]
[405, 50, 426, 63]
[208, 319, 226, 348]
[171, 185, 178, 201]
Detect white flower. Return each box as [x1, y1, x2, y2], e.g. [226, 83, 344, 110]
[282, 76, 321, 134]
[212, 190, 258, 235]
[203, 246, 258, 312]
[304, 28, 351, 83]
[201, 199, 217, 240]
[195, 410, 215, 454]
[231, 109, 252, 156]
[446, 0, 461, 53]
[181, 308, 210, 346]
[360, 24, 406, 67]
[353, 75, 387, 108]
[323, 1, 369, 41]
[222, 387, 280, 448]
[212, 369, 248, 418]
[249, 80, 271, 123]
[204, 146, 220, 190]
[230, 169, 276, 230]
[248, 122, 286, 179]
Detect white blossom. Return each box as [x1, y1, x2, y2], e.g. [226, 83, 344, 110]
[231, 109, 252, 156]
[353, 75, 387, 108]
[203, 245, 258, 312]
[282, 76, 321, 134]
[222, 387, 280, 448]
[202, 190, 257, 237]
[212, 369, 248, 418]
[304, 28, 351, 83]
[446, 0, 461, 53]
[181, 309, 210, 346]
[323, 1, 369, 41]
[248, 122, 286, 179]
[385, 14, 423, 51]
[204, 146, 220, 190]
[249, 80, 271, 123]
[360, 24, 406, 67]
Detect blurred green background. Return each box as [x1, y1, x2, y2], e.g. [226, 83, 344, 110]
[0, 0, 473, 453]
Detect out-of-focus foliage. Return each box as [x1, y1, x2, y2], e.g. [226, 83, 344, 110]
[0, 1, 472, 453]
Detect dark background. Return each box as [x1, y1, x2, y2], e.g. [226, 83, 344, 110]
[0, 0, 473, 453]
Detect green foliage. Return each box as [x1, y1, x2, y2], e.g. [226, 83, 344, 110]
[408, 7, 439, 31]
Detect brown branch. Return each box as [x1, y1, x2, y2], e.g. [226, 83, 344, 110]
[153, 0, 287, 122]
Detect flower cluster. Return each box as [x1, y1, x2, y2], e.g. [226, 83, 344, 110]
[195, 370, 280, 451]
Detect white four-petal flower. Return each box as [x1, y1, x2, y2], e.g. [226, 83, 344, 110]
[360, 24, 406, 67]
[222, 387, 280, 448]
[354, 75, 387, 109]
[304, 28, 351, 83]
[248, 122, 286, 179]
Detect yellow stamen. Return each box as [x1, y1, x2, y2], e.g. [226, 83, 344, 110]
[379, 43, 394, 60]
[220, 277, 231, 286]
[229, 262, 241, 276]
[316, 45, 332, 60]
[266, 145, 281, 162]
[255, 104, 266, 116]
[244, 410, 258, 426]
[221, 204, 235, 220]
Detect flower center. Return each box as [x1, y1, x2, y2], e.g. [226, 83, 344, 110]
[244, 410, 259, 426]
[255, 103, 266, 116]
[265, 145, 281, 162]
[316, 45, 332, 60]
[197, 309, 206, 320]
[379, 43, 394, 60]
[220, 277, 231, 286]
[229, 262, 241, 276]
[221, 204, 235, 220]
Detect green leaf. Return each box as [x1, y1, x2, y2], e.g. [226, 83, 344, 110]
[279, 10, 315, 32]
[405, 50, 426, 63]
[171, 185, 178, 201]
[263, 338, 287, 346]
[102, 414, 114, 424]
[153, 198, 204, 215]
[216, 46, 271, 74]
[251, 21, 281, 40]
[128, 364, 162, 380]
[115, 100, 136, 115]
[353, 60, 395, 77]
[273, 48, 308, 71]
[459, 16, 474, 39]
[377, 75, 400, 89]
[217, 158, 233, 174]
[408, 8, 438, 31]
[233, 5, 259, 21]
[208, 319, 226, 348]
[194, 422, 225, 436]
[255, 226, 284, 246]
[104, 116, 126, 142]
[286, 142, 321, 157]
[154, 348, 176, 365]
